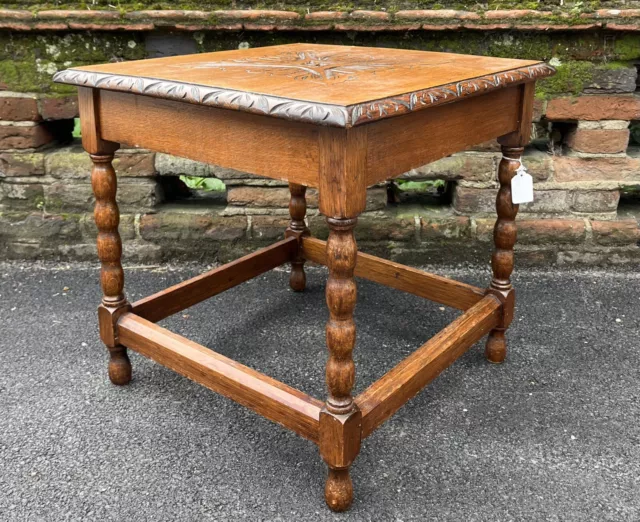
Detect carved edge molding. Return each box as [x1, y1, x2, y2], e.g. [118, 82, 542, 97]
[348, 63, 555, 126]
[53, 62, 554, 128]
[53, 68, 349, 126]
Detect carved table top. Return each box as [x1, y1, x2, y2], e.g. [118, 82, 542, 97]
[54, 43, 553, 128]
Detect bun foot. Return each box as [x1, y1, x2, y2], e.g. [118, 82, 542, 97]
[289, 264, 306, 292]
[325, 468, 353, 512]
[485, 329, 506, 364]
[108, 345, 132, 385]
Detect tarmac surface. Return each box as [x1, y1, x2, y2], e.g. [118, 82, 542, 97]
[1, 260, 639, 521]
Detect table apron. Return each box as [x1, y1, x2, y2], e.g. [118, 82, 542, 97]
[87, 84, 525, 190]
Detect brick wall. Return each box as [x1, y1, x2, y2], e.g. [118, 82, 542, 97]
[1, 6, 639, 266]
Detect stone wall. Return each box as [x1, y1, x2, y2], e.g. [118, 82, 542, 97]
[1, 4, 639, 266]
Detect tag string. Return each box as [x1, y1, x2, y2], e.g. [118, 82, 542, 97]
[501, 155, 523, 166]
[502, 155, 527, 176]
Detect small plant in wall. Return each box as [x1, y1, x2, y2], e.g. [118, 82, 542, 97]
[179, 176, 225, 192]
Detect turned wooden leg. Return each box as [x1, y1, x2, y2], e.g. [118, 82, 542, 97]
[91, 152, 132, 385]
[285, 182, 309, 292]
[320, 216, 362, 512]
[485, 145, 522, 364]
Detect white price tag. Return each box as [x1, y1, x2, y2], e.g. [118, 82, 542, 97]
[511, 163, 534, 204]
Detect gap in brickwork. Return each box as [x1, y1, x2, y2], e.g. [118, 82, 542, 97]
[630, 120, 640, 149]
[551, 121, 577, 155]
[387, 180, 453, 207]
[45, 118, 75, 146]
[620, 117, 639, 219]
[157, 175, 227, 205]
[618, 184, 640, 219]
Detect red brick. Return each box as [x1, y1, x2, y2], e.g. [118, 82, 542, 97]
[334, 23, 391, 31]
[395, 10, 480, 20]
[596, 9, 640, 17]
[422, 24, 462, 30]
[554, 156, 640, 182]
[351, 10, 391, 21]
[570, 190, 620, 213]
[517, 219, 586, 244]
[140, 213, 246, 242]
[475, 218, 496, 240]
[546, 96, 640, 121]
[607, 24, 640, 31]
[0, 152, 45, 176]
[592, 219, 640, 245]
[67, 22, 154, 31]
[356, 214, 415, 241]
[40, 96, 78, 120]
[0, 124, 53, 149]
[126, 10, 208, 20]
[32, 22, 68, 30]
[406, 154, 496, 182]
[305, 11, 348, 21]
[565, 128, 630, 154]
[524, 150, 553, 182]
[0, 97, 39, 121]
[113, 152, 156, 177]
[227, 186, 318, 208]
[420, 216, 470, 239]
[251, 215, 290, 240]
[453, 188, 495, 213]
[214, 10, 300, 21]
[454, 186, 569, 213]
[485, 9, 550, 18]
[532, 99, 546, 122]
[0, 9, 31, 19]
[37, 10, 121, 19]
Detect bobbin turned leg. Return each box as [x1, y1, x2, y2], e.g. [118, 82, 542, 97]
[91, 152, 132, 385]
[285, 183, 309, 292]
[320, 217, 362, 512]
[485, 144, 522, 364]
[79, 87, 131, 384]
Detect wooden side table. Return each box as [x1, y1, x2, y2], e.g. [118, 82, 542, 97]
[54, 44, 554, 512]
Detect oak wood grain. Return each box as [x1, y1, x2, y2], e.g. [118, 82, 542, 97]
[98, 90, 320, 186]
[302, 237, 485, 310]
[484, 145, 522, 363]
[132, 237, 297, 323]
[366, 87, 520, 184]
[78, 87, 118, 155]
[79, 87, 132, 387]
[285, 183, 310, 292]
[322, 217, 361, 512]
[318, 126, 367, 218]
[356, 295, 501, 438]
[118, 313, 324, 442]
[55, 44, 553, 127]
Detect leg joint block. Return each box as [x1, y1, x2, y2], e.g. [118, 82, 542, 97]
[319, 407, 362, 469]
[485, 287, 515, 329]
[98, 302, 131, 348]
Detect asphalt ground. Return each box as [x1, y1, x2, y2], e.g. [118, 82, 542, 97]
[1, 261, 639, 521]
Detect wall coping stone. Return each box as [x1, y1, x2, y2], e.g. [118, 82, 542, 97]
[0, 8, 639, 32]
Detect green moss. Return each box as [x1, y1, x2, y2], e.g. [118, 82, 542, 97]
[0, 32, 146, 93]
[601, 60, 630, 70]
[535, 60, 594, 99]
[613, 35, 640, 61]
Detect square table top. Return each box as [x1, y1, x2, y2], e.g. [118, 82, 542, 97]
[54, 43, 554, 128]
